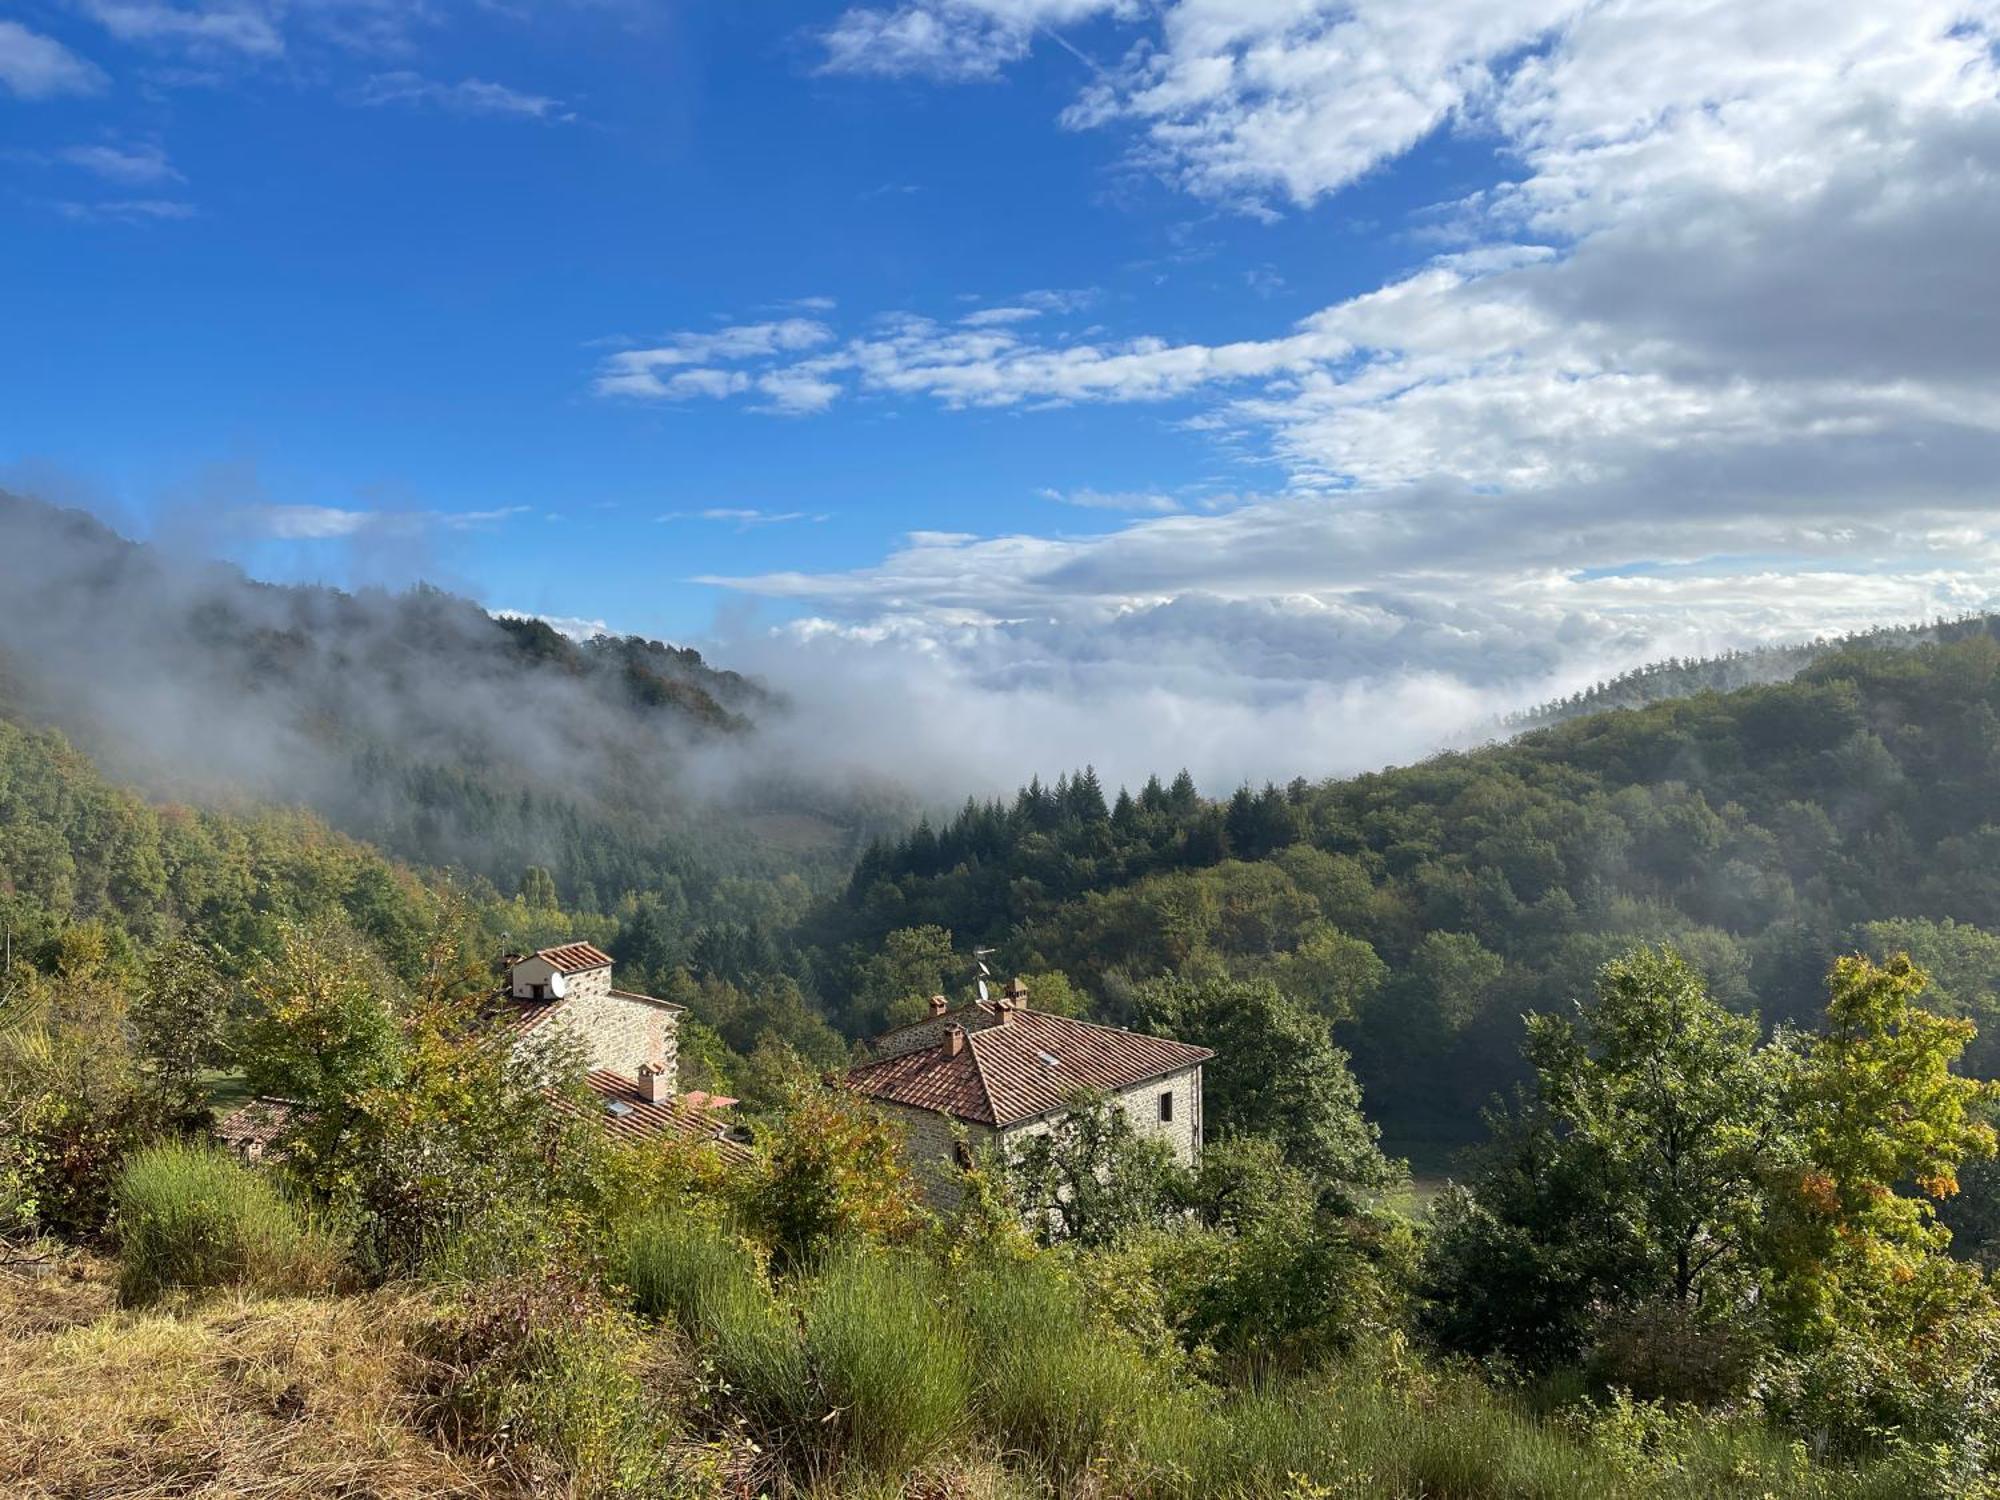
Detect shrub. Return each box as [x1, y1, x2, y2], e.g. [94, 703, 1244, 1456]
[748, 1083, 924, 1272]
[802, 1246, 970, 1476]
[955, 1258, 1155, 1479]
[114, 1141, 335, 1305]
[418, 1269, 681, 1497]
[617, 1211, 807, 1425]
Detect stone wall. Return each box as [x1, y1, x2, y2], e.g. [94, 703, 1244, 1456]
[873, 1099, 997, 1210]
[542, 971, 682, 1087]
[865, 1004, 1002, 1061]
[995, 1063, 1203, 1168]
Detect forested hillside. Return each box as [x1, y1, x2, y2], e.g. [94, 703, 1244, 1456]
[804, 628, 2000, 1146]
[1501, 614, 2000, 729]
[0, 491, 901, 908]
[7, 598, 2000, 1495]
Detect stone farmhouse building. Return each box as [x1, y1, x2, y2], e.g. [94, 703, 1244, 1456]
[502, 940, 745, 1158]
[222, 940, 744, 1162]
[846, 978, 1212, 1204]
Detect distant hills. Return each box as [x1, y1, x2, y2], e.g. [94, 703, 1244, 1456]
[1502, 614, 2000, 730]
[0, 491, 891, 905]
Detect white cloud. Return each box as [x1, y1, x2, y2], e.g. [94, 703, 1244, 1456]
[55, 198, 197, 223]
[236, 503, 530, 539]
[79, 0, 284, 58]
[660, 507, 830, 530]
[1039, 486, 1182, 513]
[493, 609, 613, 641]
[355, 71, 571, 121]
[595, 320, 838, 400]
[960, 305, 1045, 326]
[820, 0, 1131, 80]
[58, 143, 183, 184]
[675, 1, 2000, 785]
[0, 20, 108, 98]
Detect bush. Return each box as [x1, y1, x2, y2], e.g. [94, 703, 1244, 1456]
[418, 1269, 688, 1497]
[802, 1247, 970, 1475]
[617, 1211, 807, 1424]
[114, 1141, 335, 1305]
[955, 1258, 1156, 1479]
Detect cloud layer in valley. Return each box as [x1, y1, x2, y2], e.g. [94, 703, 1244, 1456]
[600, 0, 2000, 791]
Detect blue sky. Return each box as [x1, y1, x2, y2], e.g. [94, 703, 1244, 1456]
[4, 0, 1491, 636]
[6, 1, 2000, 789]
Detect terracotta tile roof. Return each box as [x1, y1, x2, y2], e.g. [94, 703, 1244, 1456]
[531, 941, 614, 974]
[563, 1070, 752, 1163]
[509, 995, 567, 1034]
[216, 1096, 306, 1153]
[847, 1008, 1211, 1128]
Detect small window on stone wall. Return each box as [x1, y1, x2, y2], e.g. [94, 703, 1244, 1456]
[1158, 1090, 1174, 1123]
[952, 1140, 974, 1170]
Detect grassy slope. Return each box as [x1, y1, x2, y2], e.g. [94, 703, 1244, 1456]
[0, 1263, 493, 1499]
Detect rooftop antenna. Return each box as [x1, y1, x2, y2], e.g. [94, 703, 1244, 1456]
[972, 946, 996, 1004]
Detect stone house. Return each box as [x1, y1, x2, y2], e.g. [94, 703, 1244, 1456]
[505, 941, 683, 1083]
[221, 940, 742, 1160]
[846, 979, 1212, 1205]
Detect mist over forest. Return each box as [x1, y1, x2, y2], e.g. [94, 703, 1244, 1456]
[0, 490, 914, 899]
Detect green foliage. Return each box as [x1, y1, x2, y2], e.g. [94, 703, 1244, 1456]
[1003, 1092, 1188, 1247]
[114, 1140, 336, 1305]
[0, 935, 170, 1240]
[1427, 945, 2000, 1466]
[133, 933, 227, 1128]
[745, 1081, 924, 1272]
[1524, 945, 1776, 1311]
[1760, 953, 1999, 1347]
[814, 630, 2000, 1144]
[853, 922, 958, 1032]
[800, 1247, 972, 1474]
[618, 1212, 808, 1425]
[1137, 974, 1397, 1200]
[953, 1254, 1160, 1477]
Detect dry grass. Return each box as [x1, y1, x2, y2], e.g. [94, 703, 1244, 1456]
[0, 1259, 503, 1499]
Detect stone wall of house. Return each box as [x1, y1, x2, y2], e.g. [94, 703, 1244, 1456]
[865, 1005, 1002, 1061]
[548, 973, 682, 1087]
[995, 1064, 1204, 1168]
[872, 1099, 998, 1209]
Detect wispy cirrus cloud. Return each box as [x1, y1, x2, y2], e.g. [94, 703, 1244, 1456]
[354, 71, 573, 121]
[78, 0, 284, 58]
[818, 0, 1130, 81]
[1038, 486, 1181, 513]
[55, 197, 197, 223]
[0, 20, 108, 97]
[57, 142, 183, 184]
[659, 507, 831, 530]
[236, 503, 531, 540]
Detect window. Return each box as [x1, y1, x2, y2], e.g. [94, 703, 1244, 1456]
[952, 1140, 974, 1171]
[1158, 1090, 1174, 1123]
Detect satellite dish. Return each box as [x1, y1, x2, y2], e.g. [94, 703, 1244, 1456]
[976, 979, 990, 1002]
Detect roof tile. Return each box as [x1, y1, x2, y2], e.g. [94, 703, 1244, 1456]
[532, 942, 615, 974]
[848, 1008, 1211, 1128]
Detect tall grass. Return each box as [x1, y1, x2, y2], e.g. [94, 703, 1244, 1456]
[801, 1247, 972, 1477]
[1131, 1366, 1893, 1500]
[617, 1212, 808, 1424]
[114, 1141, 336, 1306]
[955, 1259, 1157, 1481]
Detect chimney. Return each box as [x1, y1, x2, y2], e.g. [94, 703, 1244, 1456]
[928, 994, 949, 1017]
[1004, 977, 1030, 1010]
[638, 1059, 671, 1105]
[946, 1024, 966, 1057]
